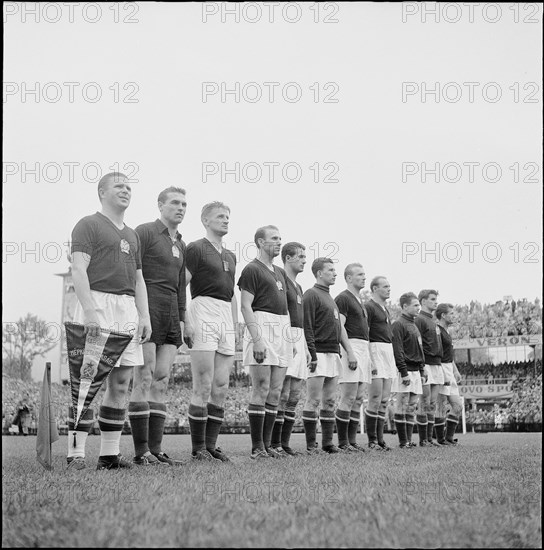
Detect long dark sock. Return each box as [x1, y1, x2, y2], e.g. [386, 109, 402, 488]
[348, 409, 361, 446]
[248, 403, 265, 452]
[188, 403, 208, 453]
[335, 409, 350, 447]
[320, 409, 335, 448]
[206, 403, 224, 451]
[271, 410, 284, 448]
[395, 413, 407, 446]
[302, 409, 318, 449]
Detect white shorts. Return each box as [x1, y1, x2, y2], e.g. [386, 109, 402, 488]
[243, 311, 290, 367]
[307, 352, 341, 379]
[369, 342, 396, 380]
[391, 371, 423, 394]
[187, 296, 235, 356]
[339, 339, 371, 384]
[73, 290, 143, 367]
[286, 327, 307, 380]
[423, 364, 445, 386]
[439, 363, 460, 396]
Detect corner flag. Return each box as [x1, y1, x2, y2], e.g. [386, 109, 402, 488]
[36, 362, 59, 470]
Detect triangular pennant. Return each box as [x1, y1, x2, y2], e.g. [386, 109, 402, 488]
[64, 322, 133, 431]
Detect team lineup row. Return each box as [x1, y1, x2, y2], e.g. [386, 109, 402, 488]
[66, 173, 461, 470]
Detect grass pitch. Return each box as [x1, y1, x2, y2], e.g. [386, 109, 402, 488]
[2, 433, 542, 548]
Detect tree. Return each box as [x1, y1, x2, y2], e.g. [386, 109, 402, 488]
[2, 314, 57, 381]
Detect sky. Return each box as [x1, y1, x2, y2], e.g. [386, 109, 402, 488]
[3, 2, 542, 381]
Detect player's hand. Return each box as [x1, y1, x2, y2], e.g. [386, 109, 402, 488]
[183, 325, 195, 349]
[234, 323, 240, 348]
[308, 360, 318, 373]
[82, 309, 101, 338]
[421, 372, 428, 383]
[347, 352, 358, 371]
[252, 339, 267, 364]
[454, 373, 462, 384]
[306, 350, 312, 366]
[371, 368, 378, 376]
[401, 375, 410, 387]
[138, 316, 152, 344]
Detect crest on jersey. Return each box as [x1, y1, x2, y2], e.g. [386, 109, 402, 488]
[276, 280, 283, 291]
[120, 239, 130, 254]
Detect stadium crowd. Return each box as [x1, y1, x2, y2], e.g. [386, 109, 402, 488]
[456, 360, 542, 381]
[384, 298, 541, 338]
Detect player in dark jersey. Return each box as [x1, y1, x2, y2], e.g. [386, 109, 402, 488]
[67, 172, 151, 470]
[302, 257, 346, 454]
[238, 225, 293, 459]
[435, 303, 462, 445]
[391, 292, 426, 448]
[184, 202, 238, 462]
[270, 242, 311, 456]
[364, 276, 396, 451]
[335, 263, 371, 452]
[128, 187, 187, 466]
[414, 289, 445, 447]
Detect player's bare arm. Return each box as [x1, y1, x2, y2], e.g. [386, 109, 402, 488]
[231, 294, 240, 347]
[240, 289, 266, 363]
[135, 269, 152, 343]
[183, 267, 195, 347]
[339, 313, 358, 370]
[71, 251, 100, 337]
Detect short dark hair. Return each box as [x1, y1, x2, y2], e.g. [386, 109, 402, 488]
[436, 303, 454, 320]
[97, 172, 127, 201]
[201, 201, 230, 222]
[311, 257, 334, 277]
[418, 289, 439, 302]
[344, 263, 363, 280]
[370, 276, 387, 293]
[254, 225, 279, 248]
[158, 187, 186, 204]
[281, 242, 305, 263]
[399, 292, 418, 308]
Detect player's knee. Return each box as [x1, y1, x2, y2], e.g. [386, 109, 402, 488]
[451, 400, 462, 416]
[341, 394, 356, 410]
[279, 387, 290, 407]
[285, 395, 299, 413]
[151, 374, 168, 396]
[267, 387, 282, 405]
[322, 396, 336, 410]
[194, 380, 212, 402]
[305, 396, 320, 410]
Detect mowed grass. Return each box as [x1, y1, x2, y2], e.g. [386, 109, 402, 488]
[2, 433, 542, 548]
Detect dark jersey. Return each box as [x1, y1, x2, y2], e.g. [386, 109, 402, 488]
[365, 299, 393, 343]
[415, 311, 443, 365]
[237, 260, 288, 315]
[303, 284, 342, 360]
[71, 212, 141, 296]
[392, 314, 425, 377]
[335, 290, 369, 340]
[136, 219, 186, 320]
[186, 238, 236, 302]
[439, 325, 454, 363]
[285, 275, 304, 328]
